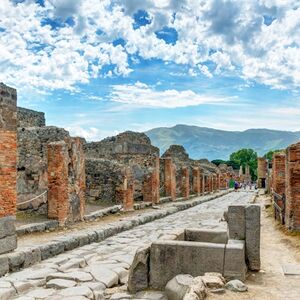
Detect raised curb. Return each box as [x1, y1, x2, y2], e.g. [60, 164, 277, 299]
[0, 190, 231, 277]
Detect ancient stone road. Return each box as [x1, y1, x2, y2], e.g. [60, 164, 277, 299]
[0, 191, 254, 300]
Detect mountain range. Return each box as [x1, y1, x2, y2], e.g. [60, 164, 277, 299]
[145, 125, 300, 160]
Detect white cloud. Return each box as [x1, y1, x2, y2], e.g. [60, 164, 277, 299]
[0, 0, 300, 92]
[110, 81, 234, 108]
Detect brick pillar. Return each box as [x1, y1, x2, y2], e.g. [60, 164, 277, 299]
[272, 153, 286, 196]
[285, 143, 300, 231]
[143, 157, 160, 204]
[257, 157, 267, 188]
[48, 139, 85, 225]
[209, 175, 213, 192]
[192, 167, 201, 195]
[164, 158, 176, 200]
[117, 170, 134, 211]
[200, 169, 204, 195]
[180, 167, 189, 199]
[0, 83, 17, 255]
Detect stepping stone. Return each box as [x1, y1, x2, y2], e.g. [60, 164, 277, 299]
[282, 264, 300, 275]
[46, 279, 77, 289]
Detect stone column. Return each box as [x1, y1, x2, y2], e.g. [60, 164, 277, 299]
[47, 139, 85, 225]
[164, 158, 176, 200]
[192, 167, 201, 195]
[285, 143, 300, 231]
[0, 83, 17, 255]
[143, 157, 160, 204]
[180, 167, 189, 199]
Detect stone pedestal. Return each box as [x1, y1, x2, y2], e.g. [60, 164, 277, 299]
[0, 83, 17, 254]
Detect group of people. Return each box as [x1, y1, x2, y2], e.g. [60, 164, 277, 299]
[234, 181, 257, 191]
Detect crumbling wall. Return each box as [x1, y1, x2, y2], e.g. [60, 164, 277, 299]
[84, 131, 159, 202]
[17, 107, 45, 128]
[0, 83, 17, 254]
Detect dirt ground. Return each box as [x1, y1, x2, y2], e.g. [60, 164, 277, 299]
[208, 194, 300, 300]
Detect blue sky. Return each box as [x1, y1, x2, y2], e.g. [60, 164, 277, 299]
[1, 0, 300, 140]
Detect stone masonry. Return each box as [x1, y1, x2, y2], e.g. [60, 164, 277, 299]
[47, 138, 85, 225]
[17, 107, 45, 128]
[285, 142, 300, 231]
[0, 83, 17, 254]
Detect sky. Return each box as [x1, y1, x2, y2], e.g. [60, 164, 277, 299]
[1, 0, 300, 141]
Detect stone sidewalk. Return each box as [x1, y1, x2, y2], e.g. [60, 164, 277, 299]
[0, 191, 256, 300]
[1, 191, 232, 278]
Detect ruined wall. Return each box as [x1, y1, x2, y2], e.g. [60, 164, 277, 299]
[0, 83, 17, 254]
[17, 107, 45, 128]
[84, 131, 159, 202]
[17, 126, 70, 214]
[47, 138, 85, 225]
[285, 143, 300, 231]
[85, 158, 130, 204]
[272, 153, 286, 196]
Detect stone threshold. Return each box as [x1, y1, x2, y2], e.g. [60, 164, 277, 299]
[0, 190, 231, 278]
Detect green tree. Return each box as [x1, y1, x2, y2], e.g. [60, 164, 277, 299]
[230, 148, 258, 180]
[263, 149, 283, 161]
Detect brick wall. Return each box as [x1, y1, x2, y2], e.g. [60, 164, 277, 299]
[285, 143, 300, 231]
[0, 83, 17, 254]
[272, 153, 286, 196]
[47, 138, 85, 225]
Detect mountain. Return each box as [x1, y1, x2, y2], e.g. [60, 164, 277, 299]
[145, 125, 300, 160]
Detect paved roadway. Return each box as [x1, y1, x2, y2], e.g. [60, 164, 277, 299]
[0, 191, 255, 300]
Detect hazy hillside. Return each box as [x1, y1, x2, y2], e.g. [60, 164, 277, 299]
[145, 125, 300, 160]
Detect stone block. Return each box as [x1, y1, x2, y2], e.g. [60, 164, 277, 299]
[224, 240, 247, 281]
[149, 240, 225, 290]
[185, 229, 228, 244]
[245, 205, 261, 270]
[0, 216, 15, 239]
[128, 245, 150, 293]
[0, 255, 9, 277]
[7, 251, 25, 272]
[227, 205, 245, 240]
[23, 247, 41, 268]
[0, 234, 17, 255]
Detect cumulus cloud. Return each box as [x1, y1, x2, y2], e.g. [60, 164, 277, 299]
[109, 81, 234, 108]
[0, 0, 300, 92]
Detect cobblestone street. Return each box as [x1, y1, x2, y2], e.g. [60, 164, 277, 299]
[0, 191, 254, 300]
